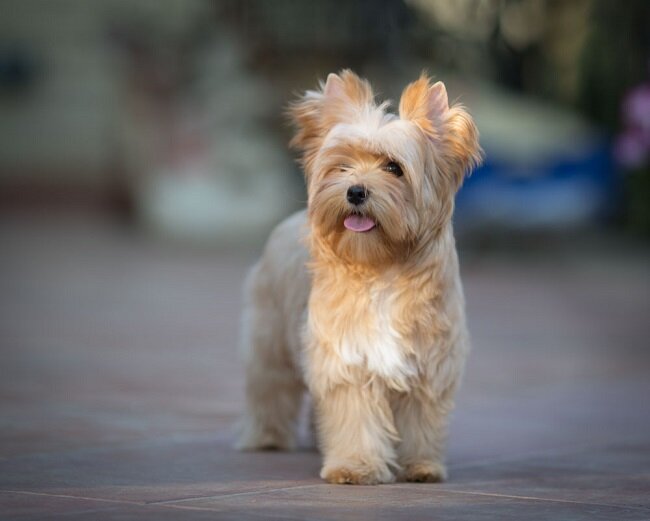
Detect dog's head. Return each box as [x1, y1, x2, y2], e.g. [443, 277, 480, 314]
[289, 70, 482, 265]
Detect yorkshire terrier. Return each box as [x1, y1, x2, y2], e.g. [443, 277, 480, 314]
[237, 70, 482, 485]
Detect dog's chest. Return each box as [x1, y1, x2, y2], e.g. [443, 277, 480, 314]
[326, 283, 419, 387]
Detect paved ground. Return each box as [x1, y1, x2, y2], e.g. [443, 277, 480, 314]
[1, 211, 649, 520]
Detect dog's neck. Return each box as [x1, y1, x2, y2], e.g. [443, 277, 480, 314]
[307, 221, 456, 285]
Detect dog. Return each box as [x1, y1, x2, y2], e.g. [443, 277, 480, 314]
[237, 70, 482, 485]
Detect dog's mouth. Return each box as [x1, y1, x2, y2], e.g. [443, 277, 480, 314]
[343, 213, 376, 233]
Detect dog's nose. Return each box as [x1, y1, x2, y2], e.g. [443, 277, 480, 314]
[346, 185, 368, 205]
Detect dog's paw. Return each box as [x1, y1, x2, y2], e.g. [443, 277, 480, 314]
[321, 465, 394, 485]
[402, 462, 447, 483]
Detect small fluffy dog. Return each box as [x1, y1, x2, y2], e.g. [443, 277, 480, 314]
[238, 70, 482, 485]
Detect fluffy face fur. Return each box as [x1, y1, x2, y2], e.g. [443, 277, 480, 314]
[237, 70, 482, 485]
[291, 70, 481, 266]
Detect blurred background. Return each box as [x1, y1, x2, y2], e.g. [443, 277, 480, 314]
[1, 1, 649, 511]
[1, 0, 649, 239]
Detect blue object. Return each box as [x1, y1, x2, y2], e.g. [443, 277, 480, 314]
[455, 138, 618, 231]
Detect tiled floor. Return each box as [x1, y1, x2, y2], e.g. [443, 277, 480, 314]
[1, 211, 649, 520]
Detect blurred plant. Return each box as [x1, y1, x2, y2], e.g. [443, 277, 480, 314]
[578, 0, 649, 129]
[406, 0, 592, 104]
[614, 78, 650, 236]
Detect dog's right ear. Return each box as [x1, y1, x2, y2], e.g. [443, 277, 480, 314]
[288, 82, 328, 180]
[289, 70, 373, 179]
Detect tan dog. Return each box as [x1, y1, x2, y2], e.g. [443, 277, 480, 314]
[237, 70, 482, 485]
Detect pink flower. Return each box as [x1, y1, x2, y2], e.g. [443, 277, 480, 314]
[623, 84, 650, 134]
[616, 81, 650, 169]
[615, 129, 648, 169]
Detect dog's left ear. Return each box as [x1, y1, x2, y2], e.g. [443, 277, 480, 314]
[399, 75, 483, 190]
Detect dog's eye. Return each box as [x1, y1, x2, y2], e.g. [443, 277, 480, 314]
[384, 161, 403, 177]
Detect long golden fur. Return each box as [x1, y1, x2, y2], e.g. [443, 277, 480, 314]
[237, 70, 482, 484]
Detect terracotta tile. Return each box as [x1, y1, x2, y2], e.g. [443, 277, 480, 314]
[444, 443, 650, 509]
[2, 213, 650, 519]
[0, 491, 125, 520]
[0, 437, 321, 503]
[0, 491, 266, 521]
[164, 485, 650, 521]
[448, 378, 650, 465]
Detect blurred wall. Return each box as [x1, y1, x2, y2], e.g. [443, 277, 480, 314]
[1, 0, 648, 236]
[0, 0, 208, 193]
[1, 1, 114, 189]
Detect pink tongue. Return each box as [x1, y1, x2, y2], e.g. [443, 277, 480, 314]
[344, 215, 376, 232]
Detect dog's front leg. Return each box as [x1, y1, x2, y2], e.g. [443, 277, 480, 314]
[393, 388, 450, 483]
[314, 381, 398, 485]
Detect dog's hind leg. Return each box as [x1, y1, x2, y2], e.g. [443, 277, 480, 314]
[236, 263, 304, 451]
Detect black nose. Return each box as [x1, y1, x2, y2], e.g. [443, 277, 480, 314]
[347, 185, 368, 205]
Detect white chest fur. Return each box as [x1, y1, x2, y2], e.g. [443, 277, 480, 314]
[308, 280, 418, 391]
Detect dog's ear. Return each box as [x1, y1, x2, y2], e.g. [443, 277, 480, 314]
[399, 74, 483, 190]
[289, 70, 374, 179]
[321, 70, 374, 127]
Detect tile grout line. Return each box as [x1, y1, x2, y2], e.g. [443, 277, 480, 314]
[0, 489, 142, 506]
[425, 487, 650, 512]
[149, 484, 323, 504]
[4, 484, 649, 514]
[0, 484, 323, 509]
[158, 501, 312, 520]
[91, 487, 650, 516]
[0, 487, 310, 518]
[0, 489, 241, 517]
